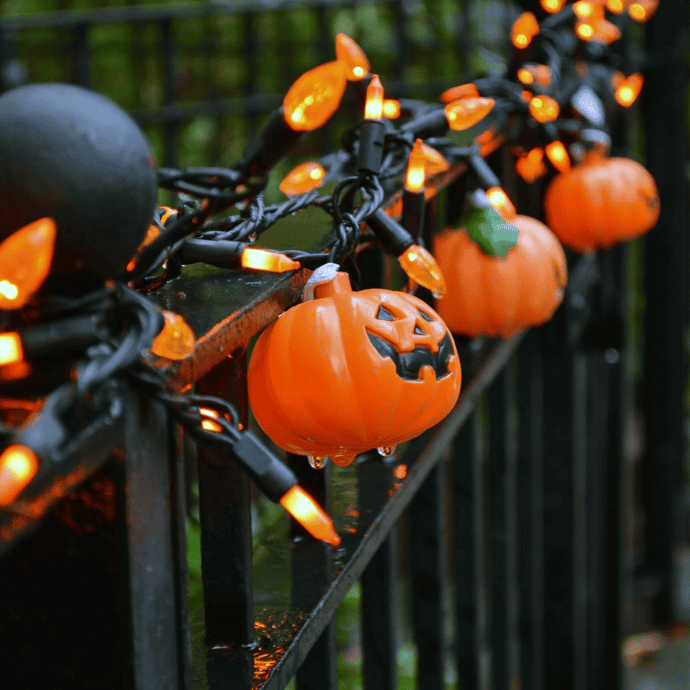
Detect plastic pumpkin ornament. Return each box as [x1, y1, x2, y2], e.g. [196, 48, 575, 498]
[433, 203, 567, 339]
[248, 266, 461, 466]
[543, 155, 660, 252]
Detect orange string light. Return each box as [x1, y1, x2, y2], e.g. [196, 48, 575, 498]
[335, 33, 370, 81]
[545, 141, 571, 173]
[628, 0, 658, 22]
[241, 247, 301, 273]
[439, 83, 480, 104]
[511, 12, 539, 49]
[515, 147, 547, 183]
[279, 161, 326, 196]
[0, 444, 38, 506]
[444, 97, 495, 131]
[279, 485, 341, 545]
[398, 245, 446, 297]
[283, 61, 347, 132]
[614, 73, 644, 107]
[529, 95, 560, 123]
[541, 0, 566, 11]
[517, 64, 552, 89]
[486, 187, 517, 220]
[405, 138, 426, 193]
[421, 144, 450, 176]
[364, 75, 384, 120]
[151, 311, 196, 360]
[382, 99, 401, 119]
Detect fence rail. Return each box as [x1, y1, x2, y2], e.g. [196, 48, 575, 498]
[0, 1, 688, 689]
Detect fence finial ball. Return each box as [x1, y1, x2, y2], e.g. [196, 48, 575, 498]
[0, 83, 157, 294]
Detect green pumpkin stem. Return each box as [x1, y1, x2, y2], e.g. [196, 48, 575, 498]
[462, 204, 519, 258]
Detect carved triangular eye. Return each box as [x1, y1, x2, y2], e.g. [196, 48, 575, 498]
[414, 325, 425, 335]
[417, 308, 433, 322]
[376, 305, 396, 321]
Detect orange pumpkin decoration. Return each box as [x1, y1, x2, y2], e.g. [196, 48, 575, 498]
[544, 156, 660, 252]
[433, 215, 567, 338]
[248, 269, 461, 466]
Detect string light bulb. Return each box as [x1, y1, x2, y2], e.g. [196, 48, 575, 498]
[541, 0, 566, 11]
[517, 64, 552, 89]
[545, 141, 571, 172]
[614, 73, 644, 107]
[573, 1, 602, 19]
[151, 310, 196, 360]
[364, 74, 384, 120]
[421, 144, 450, 176]
[628, 0, 658, 21]
[515, 147, 547, 183]
[486, 187, 517, 221]
[0, 332, 23, 365]
[283, 60, 347, 132]
[444, 97, 495, 131]
[405, 138, 426, 193]
[398, 245, 446, 297]
[335, 33, 370, 81]
[440, 83, 480, 104]
[241, 247, 301, 272]
[279, 485, 341, 546]
[0, 444, 38, 506]
[529, 95, 560, 123]
[358, 75, 386, 174]
[606, 0, 625, 12]
[178, 239, 301, 273]
[511, 12, 539, 49]
[0, 217, 56, 310]
[382, 99, 401, 119]
[279, 161, 326, 196]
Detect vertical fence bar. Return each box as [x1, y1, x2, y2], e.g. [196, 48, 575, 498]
[487, 357, 519, 689]
[409, 461, 446, 690]
[195, 353, 254, 686]
[289, 454, 338, 690]
[517, 328, 545, 690]
[453, 408, 481, 690]
[160, 17, 179, 168]
[71, 22, 91, 88]
[359, 454, 398, 690]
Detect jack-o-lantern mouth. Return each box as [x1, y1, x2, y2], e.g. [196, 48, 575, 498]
[366, 331, 454, 381]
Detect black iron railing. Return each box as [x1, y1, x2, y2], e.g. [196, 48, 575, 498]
[0, 2, 688, 689]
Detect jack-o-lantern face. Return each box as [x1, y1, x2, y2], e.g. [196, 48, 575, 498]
[247, 272, 461, 465]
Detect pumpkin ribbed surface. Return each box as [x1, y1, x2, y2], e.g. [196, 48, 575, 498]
[543, 157, 660, 252]
[433, 215, 567, 338]
[248, 280, 461, 465]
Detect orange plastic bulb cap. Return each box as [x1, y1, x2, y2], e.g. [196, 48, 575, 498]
[398, 244, 446, 297]
[335, 33, 370, 81]
[440, 83, 480, 104]
[382, 99, 401, 119]
[511, 12, 539, 49]
[0, 332, 23, 365]
[486, 187, 517, 220]
[541, 0, 566, 12]
[421, 144, 450, 176]
[405, 139, 426, 193]
[615, 73, 644, 107]
[444, 97, 495, 131]
[545, 141, 571, 173]
[0, 217, 56, 310]
[515, 147, 547, 183]
[0, 444, 38, 506]
[280, 485, 341, 545]
[248, 271, 461, 465]
[151, 310, 196, 360]
[279, 161, 326, 196]
[529, 95, 560, 123]
[283, 61, 347, 132]
[364, 75, 384, 120]
[628, 0, 658, 22]
[241, 247, 301, 273]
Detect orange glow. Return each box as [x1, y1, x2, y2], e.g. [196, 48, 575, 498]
[393, 464, 408, 479]
[518, 64, 552, 89]
[439, 83, 480, 104]
[511, 12, 539, 49]
[398, 244, 446, 297]
[283, 60, 347, 132]
[545, 141, 571, 172]
[201, 419, 223, 433]
[487, 187, 517, 220]
[0, 217, 56, 310]
[382, 99, 401, 119]
[520, 90, 533, 103]
[615, 73, 644, 107]
[279, 161, 326, 196]
[199, 408, 220, 419]
[421, 144, 450, 176]
[364, 74, 384, 120]
[279, 485, 341, 545]
[151, 310, 195, 360]
[592, 20, 622, 44]
[241, 247, 301, 273]
[405, 139, 426, 193]
[606, 0, 624, 12]
[335, 33, 370, 81]
[517, 69, 534, 85]
[573, 1, 600, 19]
[515, 147, 547, 183]
[475, 128, 505, 158]
[0, 333, 23, 365]
[611, 71, 625, 89]
[628, 0, 658, 21]
[529, 95, 560, 123]
[0, 445, 38, 505]
[576, 21, 595, 39]
[444, 97, 495, 131]
[541, 0, 566, 11]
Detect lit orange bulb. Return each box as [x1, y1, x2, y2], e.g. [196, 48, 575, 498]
[486, 187, 517, 220]
[398, 245, 446, 297]
[0, 444, 38, 506]
[279, 161, 326, 196]
[576, 22, 595, 39]
[335, 33, 370, 81]
[628, 0, 658, 21]
[528, 95, 560, 123]
[511, 12, 539, 49]
[515, 147, 547, 183]
[283, 61, 347, 132]
[606, 0, 625, 12]
[614, 73, 644, 107]
[364, 75, 384, 120]
[151, 310, 195, 360]
[0, 217, 56, 310]
[541, 0, 566, 11]
[439, 83, 480, 104]
[518, 64, 552, 89]
[421, 144, 450, 176]
[241, 247, 301, 273]
[573, 1, 599, 19]
[545, 141, 571, 172]
[382, 99, 401, 119]
[592, 20, 622, 44]
[280, 485, 341, 545]
[405, 139, 426, 193]
[444, 97, 495, 131]
[0, 332, 23, 365]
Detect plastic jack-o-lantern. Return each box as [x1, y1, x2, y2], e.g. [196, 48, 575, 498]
[544, 152, 660, 252]
[433, 200, 567, 339]
[248, 266, 461, 467]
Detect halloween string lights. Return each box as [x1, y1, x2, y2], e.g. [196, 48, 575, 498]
[0, 2, 660, 541]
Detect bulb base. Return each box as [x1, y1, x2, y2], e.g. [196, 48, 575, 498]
[358, 119, 386, 175]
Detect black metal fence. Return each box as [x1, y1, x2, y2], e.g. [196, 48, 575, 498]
[0, 1, 688, 689]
